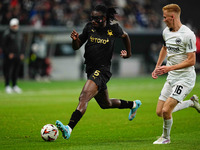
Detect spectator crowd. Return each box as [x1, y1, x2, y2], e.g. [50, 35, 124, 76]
[0, 0, 162, 29]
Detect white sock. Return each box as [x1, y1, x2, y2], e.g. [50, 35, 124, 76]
[132, 101, 136, 108]
[67, 125, 72, 134]
[173, 100, 193, 113]
[162, 118, 173, 139]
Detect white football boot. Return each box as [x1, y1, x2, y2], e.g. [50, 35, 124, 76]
[153, 136, 170, 144]
[5, 86, 13, 94]
[13, 85, 22, 94]
[190, 95, 200, 113]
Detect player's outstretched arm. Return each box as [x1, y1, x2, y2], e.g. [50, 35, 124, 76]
[121, 31, 132, 58]
[151, 46, 167, 78]
[71, 30, 82, 50]
[158, 52, 196, 75]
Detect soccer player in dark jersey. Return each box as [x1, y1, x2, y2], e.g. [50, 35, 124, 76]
[56, 5, 142, 140]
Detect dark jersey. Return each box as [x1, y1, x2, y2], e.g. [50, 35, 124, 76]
[79, 22, 124, 73]
[2, 28, 23, 58]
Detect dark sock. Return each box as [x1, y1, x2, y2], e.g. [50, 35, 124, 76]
[68, 109, 83, 129]
[119, 100, 133, 109]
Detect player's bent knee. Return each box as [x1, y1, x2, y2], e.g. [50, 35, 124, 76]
[156, 111, 163, 117]
[99, 104, 108, 109]
[99, 103, 112, 109]
[162, 108, 171, 118]
[99, 105, 107, 109]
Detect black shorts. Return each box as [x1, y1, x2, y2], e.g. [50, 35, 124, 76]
[87, 69, 112, 92]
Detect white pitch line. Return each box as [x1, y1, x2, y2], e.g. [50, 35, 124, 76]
[0, 89, 81, 97]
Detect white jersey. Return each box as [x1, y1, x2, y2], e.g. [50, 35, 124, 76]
[163, 25, 196, 86]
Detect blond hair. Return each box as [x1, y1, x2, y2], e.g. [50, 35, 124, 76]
[162, 4, 181, 16]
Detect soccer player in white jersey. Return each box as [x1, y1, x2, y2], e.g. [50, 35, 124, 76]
[151, 4, 200, 144]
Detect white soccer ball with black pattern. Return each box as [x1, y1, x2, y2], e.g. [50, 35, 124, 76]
[41, 124, 59, 141]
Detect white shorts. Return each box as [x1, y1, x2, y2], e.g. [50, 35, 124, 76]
[159, 80, 195, 102]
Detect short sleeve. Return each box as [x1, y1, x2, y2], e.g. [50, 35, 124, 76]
[185, 32, 196, 53]
[162, 30, 166, 46]
[79, 24, 89, 44]
[162, 36, 166, 46]
[112, 23, 124, 38]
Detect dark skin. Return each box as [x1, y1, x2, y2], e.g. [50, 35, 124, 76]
[71, 11, 132, 115]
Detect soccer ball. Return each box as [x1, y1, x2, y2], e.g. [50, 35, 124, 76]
[41, 124, 59, 141]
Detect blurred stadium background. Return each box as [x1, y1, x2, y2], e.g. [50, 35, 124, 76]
[0, 0, 199, 81]
[0, 1, 200, 149]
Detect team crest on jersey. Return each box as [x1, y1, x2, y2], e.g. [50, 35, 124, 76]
[107, 30, 113, 36]
[176, 38, 181, 45]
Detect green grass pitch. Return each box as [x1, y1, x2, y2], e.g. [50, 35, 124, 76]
[0, 75, 200, 150]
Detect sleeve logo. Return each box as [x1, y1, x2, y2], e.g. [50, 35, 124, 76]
[188, 39, 193, 49]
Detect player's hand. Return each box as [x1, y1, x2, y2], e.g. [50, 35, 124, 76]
[71, 30, 79, 40]
[158, 65, 171, 75]
[154, 65, 170, 76]
[120, 50, 127, 58]
[152, 66, 163, 79]
[152, 69, 158, 79]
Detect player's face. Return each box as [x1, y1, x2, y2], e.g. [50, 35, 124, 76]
[90, 11, 105, 28]
[163, 10, 174, 28]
